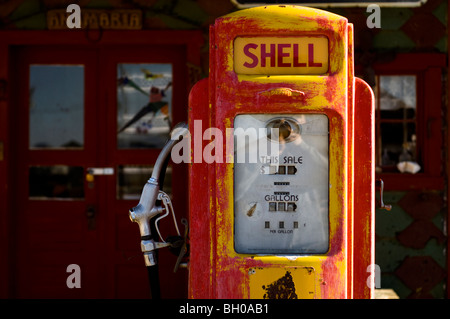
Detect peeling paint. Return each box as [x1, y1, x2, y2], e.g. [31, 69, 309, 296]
[262, 271, 298, 299]
[246, 202, 257, 217]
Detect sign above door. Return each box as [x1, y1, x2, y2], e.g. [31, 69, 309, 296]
[47, 9, 142, 30]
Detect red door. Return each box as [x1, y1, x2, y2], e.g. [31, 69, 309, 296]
[10, 45, 188, 298]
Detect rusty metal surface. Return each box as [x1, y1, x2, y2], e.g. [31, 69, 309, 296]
[248, 267, 315, 299]
[262, 271, 298, 299]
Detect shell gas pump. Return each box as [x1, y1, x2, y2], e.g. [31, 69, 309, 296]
[129, 5, 376, 299]
[188, 5, 375, 299]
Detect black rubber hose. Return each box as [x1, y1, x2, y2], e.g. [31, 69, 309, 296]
[147, 264, 161, 299]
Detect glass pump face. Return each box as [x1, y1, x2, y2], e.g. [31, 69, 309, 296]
[233, 113, 329, 254]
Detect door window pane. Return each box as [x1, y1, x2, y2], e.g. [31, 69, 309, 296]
[379, 75, 416, 119]
[376, 75, 418, 171]
[117, 165, 172, 200]
[117, 64, 173, 149]
[29, 165, 84, 199]
[29, 65, 84, 149]
[380, 122, 416, 166]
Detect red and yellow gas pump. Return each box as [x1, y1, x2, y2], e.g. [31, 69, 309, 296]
[187, 5, 375, 299]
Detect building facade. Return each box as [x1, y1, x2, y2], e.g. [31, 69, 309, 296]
[0, 0, 448, 298]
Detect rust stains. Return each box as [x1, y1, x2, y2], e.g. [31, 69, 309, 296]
[246, 203, 257, 217]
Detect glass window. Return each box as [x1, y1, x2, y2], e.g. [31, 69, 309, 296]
[376, 75, 418, 172]
[29, 65, 84, 149]
[117, 165, 172, 200]
[117, 64, 173, 149]
[29, 165, 84, 199]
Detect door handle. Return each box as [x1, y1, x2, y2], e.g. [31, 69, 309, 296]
[86, 167, 114, 183]
[375, 179, 392, 211]
[87, 167, 114, 175]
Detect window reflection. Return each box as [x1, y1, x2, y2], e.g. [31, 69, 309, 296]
[117, 165, 172, 200]
[29, 65, 84, 149]
[376, 75, 418, 172]
[29, 165, 84, 199]
[379, 75, 416, 116]
[117, 64, 173, 149]
[380, 122, 416, 165]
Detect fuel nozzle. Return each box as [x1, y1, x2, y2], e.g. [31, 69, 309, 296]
[128, 122, 189, 266]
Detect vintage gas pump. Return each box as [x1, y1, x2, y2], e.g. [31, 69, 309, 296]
[188, 5, 375, 299]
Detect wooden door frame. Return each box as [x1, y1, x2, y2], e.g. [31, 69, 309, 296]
[0, 30, 203, 298]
